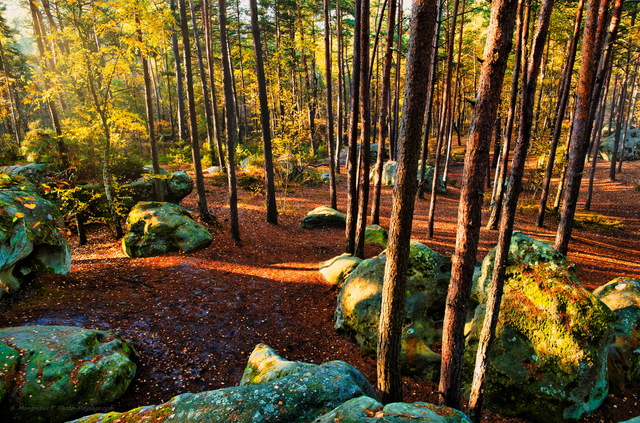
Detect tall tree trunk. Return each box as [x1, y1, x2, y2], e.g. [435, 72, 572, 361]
[486, 0, 528, 230]
[426, 0, 461, 238]
[136, 12, 165, 201]
[555, 0, 621, 255]
[170, 0, 189, 145]
[354, 0, 372, 260]
[609, 73, 629, 181]
[324, 0, 338, 210]
[536, 0, 584, 227]
[298, 4, 317, 155]
[389, 1, 403, 161]
[618, 74, 639, 173]
[377, 0, 438, 403]
[249, 0, 278, 224]
[29, 0, 69, 170]
[443, 0, 467, 185]
[370, 0, 398, 224]
[585, 68, 611, 210]
[466, 0, 555, 419]
[218, 0, 241, 243]
[178, 0, 214, 222]
[202, 0, 226, 170]
[235, 0, 250, 142]
[345, 0, 362, 255]
[335, 1, 344, 174]
[437, 0, 520, 410]
[417, 0, 444, 200]
[189, 0, 217, 169]
[0, 38, 22, 146]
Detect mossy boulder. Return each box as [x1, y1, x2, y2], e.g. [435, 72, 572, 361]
[69, 344, 377, 423]
[316, 396, 471, 423]
[0, 176, 71, 299]
[300, 206, 346, 229]
[365, 224, 388, 248]
[0, 164, 48, 185]
[600, 129, 640, 161]
[0, 341, 19, 401]
[59, 171, 193, 225]
[120, 170, 193, 207]
[377, 161, 446, 194]
[122, 201, 212, 258]
[319, 253, 363, 286]
[593, 277, 640, 392]
[465, 232, 616, 423]
[0, 325, 137, 423]
[335, 241, 451, 381]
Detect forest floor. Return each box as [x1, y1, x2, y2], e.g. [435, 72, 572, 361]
[1, 158, 640, 422]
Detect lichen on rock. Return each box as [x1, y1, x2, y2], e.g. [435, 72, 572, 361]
[0, 174, 71, 299]
[121, 201, 212, 258]
[593, 277, 640, 392]
[0, 325, 137, 423]
[465, 232, 616, 423]
[335, 241, 451, 381]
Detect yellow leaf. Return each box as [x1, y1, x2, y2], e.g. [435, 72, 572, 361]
[14, 212, 24, 218]
[24, 203, 37, 209]
[33, 222, 41, 229]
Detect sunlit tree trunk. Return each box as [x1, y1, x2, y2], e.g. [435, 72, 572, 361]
[536, 0, 584, 227]
[324, 0, 338, 210]
[466, 0, 555, 419]
[377, 0, 438, 403]
[178, 0, 214, 222]
[438, 0, 520, 410]
[354, 0, 372, 259]
[202, 0, 226, 170]
[618, 74, 639, 174]
[136, 11, 165, 201]
[555, 0, 621, 255]
[218, 0, 241, 242]
[345, 0, 362, 255]
[442, 0, 467, 185]
[249, 0, 278, 224]
[486, 0, 528, 230]
[29, 0, 69, 170]
[389, 1, 403, 161]
[188, 0, 217, 169]
[335, 2, 344, 174]
[585, 68, 611, 211]
[417, 0, 443, 200]
[170, 0, 188, 146]
[370, 0, 397, 225]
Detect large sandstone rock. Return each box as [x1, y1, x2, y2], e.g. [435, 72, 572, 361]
[121, 170, 193, 206]
[365, 224, 388, 248]
[0, 326, 137, 423]
[69, 344, 377, 423]
[61, 171, 194, 224]
[600, 129, 640, 161]
[593, 277, 640, 392]
[377, 161, 446, 193]
[319, 253, 363, 286]
[122, 201, 212, 258]
[0, 164, 48, 185]
[465, 232, 616, 423]
[0, 175, 71, 299]
[300, 206, 346, 229]
[335, 241, 451, 381]
[316, 396, 471, 423]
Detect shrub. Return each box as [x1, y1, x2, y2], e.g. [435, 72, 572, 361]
[237, 172, 264, 193]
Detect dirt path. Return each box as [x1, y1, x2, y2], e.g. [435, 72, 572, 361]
[1, 159, 639, 421]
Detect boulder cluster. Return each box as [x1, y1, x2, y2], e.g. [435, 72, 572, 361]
[324, 231, 640, 422]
